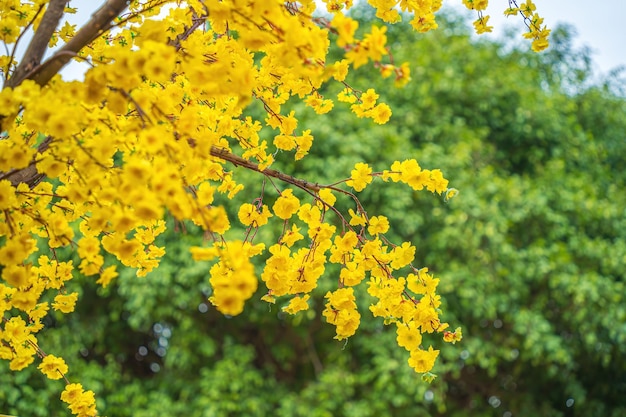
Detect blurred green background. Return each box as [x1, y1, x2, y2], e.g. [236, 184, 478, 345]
[2, 9, 625, 417]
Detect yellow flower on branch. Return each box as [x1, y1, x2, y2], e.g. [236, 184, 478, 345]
[473, 15, 493, 34]
[368, 215, 390, 236]
[396, 321, 423, 351]
[408, 346, 440, 373]
[273, 189, 301, 220]
[283, 294, 310, 314]
[52, 292, 79, 314]
[346, 162, 373, 192]
[38, 355, 68, 380]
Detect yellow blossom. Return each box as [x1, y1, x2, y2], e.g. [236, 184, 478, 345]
[368, 215, 390, 235]
[346, 162, 373, 192]
[369, 103, 392, 124]
[283, 294, 310, 314]
[38, 354, 69, 380]
[52, 292, 79, 313]
[97, 265, 119, 288]
[473, 16, 493, 34]
[280, 224, 304, 247]
[397, 321, 423, 351]
[273, 189, 300, 220]
[408, 346, 439, 373]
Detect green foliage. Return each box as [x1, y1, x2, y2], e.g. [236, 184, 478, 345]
[2, 10, 625, 417]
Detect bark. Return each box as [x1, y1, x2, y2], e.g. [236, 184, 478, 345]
[5, 0, 66, 89]
[31, 0, 130, 86]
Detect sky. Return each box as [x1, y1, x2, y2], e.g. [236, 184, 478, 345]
[447, 0, 626, 75]
[55, 0, 626, 80]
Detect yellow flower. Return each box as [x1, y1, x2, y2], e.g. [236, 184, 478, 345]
[520, 0, 536, 18]
[339, 262, 366, 286]
[0, 180, 17, 210]
[368, 215, 389, 235]
[473, 16, 493, 34]
[396, 321, 423, 351]
[346, 162, 373, 192]
[61, 383, 98, 416]
[273, 189, 300, 220]
[410, 13, 439, 33]
[332, 13, 358, 47]
[444, 188, 459, 202]
[280, 224, 304, 247]
[3, 316, 29, 344]
[59, 21, 76, 41]
[78, 236, 101, 262]
[390, 242, 415, 269]
[52, 292, 79, 313]
[462, 0, 488, 11]
[96, 265, 119, 288]
[337, 88, 357, 103]
[369, 102, 392, 124]
[425, 169, 449, 194]
[298, 203, 322, 227]
[283, 294, 310, 314]
[331, 60, 349, 82]
[325, 287, 357, 310]
[348, 208, 366, 226]
[1, 264, 31, 288]
[444, 327, 464, 344]
[363, 25, 388, 62]
[274, 134, 297, 151]
[408, 346, 440, 373]
[10, 350, 35, 371]
[238, 203, 272, 227]
[317, 188, 336, 209]
[209, 288, 246, 316]
[334, 309, 361, 340]
[295, 129, 314, 160]
[38, 354, 69, 380]
[360, 88, 379, 110]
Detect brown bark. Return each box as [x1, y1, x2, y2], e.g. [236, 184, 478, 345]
[210, 146, 322, 193]
[5, 0, 66, 89]
[1, 1, 130, 188]
[31, 0, 130, 87]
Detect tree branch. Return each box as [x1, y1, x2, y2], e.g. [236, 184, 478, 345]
[210, 146, 322, 193]
[30, 0, 130, 87]
[169, 14, 208, 51]
[0, 137, 51, 188]
[5, 0, 67, 89]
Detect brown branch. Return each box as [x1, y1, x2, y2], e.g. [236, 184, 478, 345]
[210, 146, 322, 193]
[31, 0, 130, 87]
[1, 1, 130, 186]
[0, 136, 52, 188]
[4, 4, 46, 85]
[5, 0, 66, 89]
[169, 14, 208, 51]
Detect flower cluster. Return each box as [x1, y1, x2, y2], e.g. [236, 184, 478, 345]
[323, 288, 361, 340]
[463, 0, 550, 51]
[61, 383, 98, 417]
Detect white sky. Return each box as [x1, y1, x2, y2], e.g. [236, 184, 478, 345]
[447, 0, 626, 75]
[57, 1, 626, 79]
